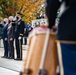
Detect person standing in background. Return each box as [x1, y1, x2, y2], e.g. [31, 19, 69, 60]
[14, 12, 25, 60]
[7, 16, 15, 59]
[24, 23, 33, 45]
[1, 18, 8, 58]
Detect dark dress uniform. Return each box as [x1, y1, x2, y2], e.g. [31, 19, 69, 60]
[46, 0, 76, 75]
[15, 19, 25, 60]
[7, 23, 15, 59]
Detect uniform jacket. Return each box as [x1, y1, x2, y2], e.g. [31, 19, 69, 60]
[46, 0, 76, 41]
[15, 19, 25, 39]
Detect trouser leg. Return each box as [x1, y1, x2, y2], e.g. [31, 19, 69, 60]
[3, 40, 8, 57]
[15, 38, 22, 59]
[24, 37, 27, 45]
[10, 40, 14, 58]
[57, 41, 76, 75]
[8, 39, 11, 57]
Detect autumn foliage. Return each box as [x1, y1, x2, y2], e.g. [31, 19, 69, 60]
[0, 0, 45, 23]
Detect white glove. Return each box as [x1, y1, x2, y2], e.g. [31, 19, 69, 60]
[5, 38, 7, 41]
[18, 36, 22, 40]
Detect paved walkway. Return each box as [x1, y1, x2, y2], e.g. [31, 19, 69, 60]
[0, 67, 19, 75]
[0, 45, 28, 75]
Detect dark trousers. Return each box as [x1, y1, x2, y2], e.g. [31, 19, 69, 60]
[15, 38, 22, 59]
[8, 39, 14, 58]
[24, 37, 27, 45]
[57, 41, 76, 75]
[3, 39, 8, 57]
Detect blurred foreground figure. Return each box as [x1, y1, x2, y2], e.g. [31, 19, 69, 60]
[46, 0, 76, 75]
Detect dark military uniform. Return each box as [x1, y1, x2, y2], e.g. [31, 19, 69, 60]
[15, 19, 25, 60]
[46, 0, 76, 75]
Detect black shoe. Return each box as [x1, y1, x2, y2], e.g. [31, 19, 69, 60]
[14, 58, 22, 60]
[1, 56, 5, 58]
[1, 56, 8, 58]
[11, 57, 14, 59]
[7, 57, 14, 59]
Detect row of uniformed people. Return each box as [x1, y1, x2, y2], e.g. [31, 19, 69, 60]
[0, 12, 25, 60]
